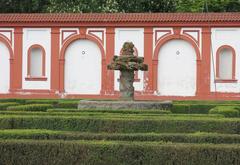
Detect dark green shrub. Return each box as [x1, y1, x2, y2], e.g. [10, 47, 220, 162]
[173, 100, 240, 105]
[0, 102, 19, 110]
[0, 111, 222, 118]
[0, 99, 17, 102]
[209, 106, 239, 117]
[172, 101, 240, 114]
[189, 104, 216, 113]
[0, 129, 239, 144]
[0, 115, 239, 134]
[171, 104, 190, 113]
[171, 104, 215, 114]
[55, 101, 79, 108]
[0, 99, 25, 104]
[47, 108, 172, 114]
[0, 140, 239, 165]
[6, 104, 53, 112]
[25, 99, 58, 105]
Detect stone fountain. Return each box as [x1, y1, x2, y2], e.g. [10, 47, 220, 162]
[107, 42, 148, 100]
[78, 42, 172, 110]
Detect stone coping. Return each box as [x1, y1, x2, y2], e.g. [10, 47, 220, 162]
[78, 100, 172, 110]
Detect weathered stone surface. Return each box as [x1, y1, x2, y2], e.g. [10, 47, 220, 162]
[122, 42, 134, 55]
[78, 42, 172, 109]
[107, 57, 148, 71]
[78, 100, 172, 110]
[107, 42, 148, 100]
[120, 70, 134, 100]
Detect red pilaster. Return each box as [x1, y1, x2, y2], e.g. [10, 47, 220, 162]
[144, 27, 154, 94]
[106, 27, 115, 94]
[51, 27, 60, 93]
[59, 59, 65, 93]
[13, 27, 23, 91]
[199, 27, 211, 96]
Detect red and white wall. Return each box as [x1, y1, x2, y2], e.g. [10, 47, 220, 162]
[0, 24, 239, 100]
[211, 28, 240, 94]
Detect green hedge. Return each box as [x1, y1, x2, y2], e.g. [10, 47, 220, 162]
[47, 108, 172, 114]
[171, 104, 216, 114]
[55, 101, 79, 108]
[6, 104, 53, 112]
[209, 106, 240, 117]
[25, 99, 58, 105]
[0, 115, 239, 134]
[0, 140, 239, 165]
[173, 100, 240, 105]
[0, 102, 19, 110]
[171, 103, 240, 114]
[0, 111, 224, 121]
[0, 129, 239, 144]
[0, 99, 25, 104]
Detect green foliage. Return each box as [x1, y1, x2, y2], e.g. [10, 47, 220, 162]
[0, 99, 239, 164]
[171, 104, 216, 114]
[173, 100, 240, 105]
[0, 115, 239, 133]
[0, 140, 239, 165]
[7, 104, 53, 112]
[55, 101, 79, 108]
[209, 106, 240, 117]
[0, 99, 25, 104]
[24, 99, 79, 108]
[25, 99, 59, 105]
[0, 111, 223, 120]
[1, 0, 239, 13]
[115, 0, 177, 13]
[47, 0, 177, 13]
[176, 0, 240, 12]
[171, 102, 240, 114]
[0, 129, 240, 144]
[46, 0, 240, 13]
[47, 108, 172, 114]
[0, 102, 19, 110]
[0, 0, 49, 13]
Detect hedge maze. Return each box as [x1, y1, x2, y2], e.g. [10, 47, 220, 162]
[0, 99, 239, 165]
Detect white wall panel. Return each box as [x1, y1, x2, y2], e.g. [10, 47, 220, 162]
[114, 28, 144, 91]
[22, 28, 51, 90]
[211, 28, 240, 93]
[157, 39, 196, 96]
[64, 40, 101, 94]
[0, 42, 10, 93]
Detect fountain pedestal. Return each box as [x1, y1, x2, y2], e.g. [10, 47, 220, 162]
[78, 42, 172, 110]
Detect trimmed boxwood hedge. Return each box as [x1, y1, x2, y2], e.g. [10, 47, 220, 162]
[0, 102, 19, 110]
[0, 112, 224, 123]
[0, 129, 239, 144]
[172, 103, 240, 114]
[6, 104, 53, 112]
[0, 140, 239, 165]
[47, 108, 172, 114]
[173, 100, 240, 105]
[209, 106, 240, 117]
[25, 99, 59, 105]
[55, 101, 79, 108]
[0, 115, 239, 133]
[0, 99, 25, 103]
[171, 104, 216, 114]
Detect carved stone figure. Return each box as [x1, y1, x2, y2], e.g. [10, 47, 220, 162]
[108, 42, 148, 100]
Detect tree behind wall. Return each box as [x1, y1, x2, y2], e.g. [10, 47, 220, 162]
[0, 0, 239, 13]
[176, 0, 240, 12]
[46, 0, 175, 13]
[46, 0, 240, 13]
[0, 0, 49, 13]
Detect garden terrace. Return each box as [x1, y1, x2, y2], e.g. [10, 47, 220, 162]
[0, 99, 239, 164]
